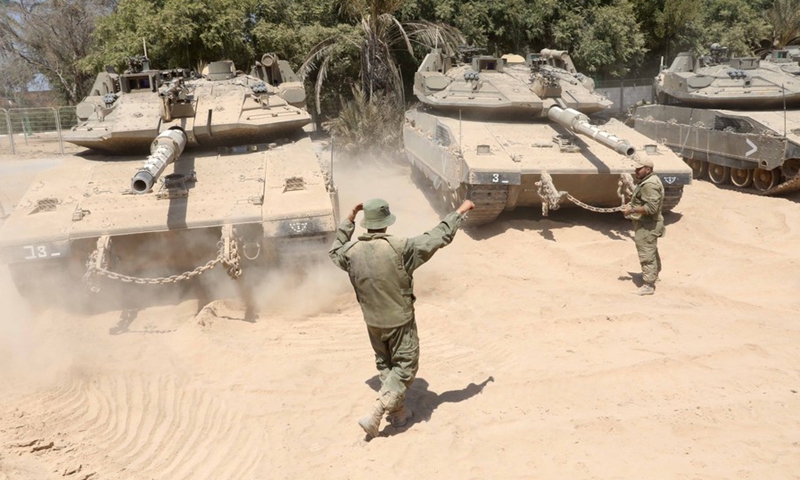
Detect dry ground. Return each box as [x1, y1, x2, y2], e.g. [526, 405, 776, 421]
[0, 153, 798, 480]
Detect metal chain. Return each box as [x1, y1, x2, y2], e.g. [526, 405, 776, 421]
[83, 226, 242, 291]
[534, 172, 567, 216]
[536, 172, 634, 216]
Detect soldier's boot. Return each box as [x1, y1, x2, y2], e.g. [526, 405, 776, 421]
[635, 283, 655, 296]
[358, 399, 387, 438]
[386, 405, 413, 428]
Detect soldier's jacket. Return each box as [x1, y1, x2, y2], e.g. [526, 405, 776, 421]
[329, 212, 464, 328]
[629, 172, 665, 234]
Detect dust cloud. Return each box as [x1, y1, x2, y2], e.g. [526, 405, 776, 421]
[0, 265, 69, 387]
[331, 150, 444, 237]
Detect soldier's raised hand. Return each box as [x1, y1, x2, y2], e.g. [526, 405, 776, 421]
[457, 199, 476, 214]
[348, 203, 364, 223]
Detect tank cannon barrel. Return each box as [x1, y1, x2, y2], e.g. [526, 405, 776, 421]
[547, 106, 635, 156]
[131, 129, 187, 194]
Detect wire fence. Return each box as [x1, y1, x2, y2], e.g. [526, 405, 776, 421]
[0, 107, 83, 156]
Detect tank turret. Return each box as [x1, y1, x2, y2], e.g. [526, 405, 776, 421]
[653, 44, 800, 108]
[632, 43, 800, 195]
[66, 55, 311, 153]
[404, 47, 692, 225]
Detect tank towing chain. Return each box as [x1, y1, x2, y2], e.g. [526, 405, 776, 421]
[82, 225, 242, 293]
[535, 172, 635, 216]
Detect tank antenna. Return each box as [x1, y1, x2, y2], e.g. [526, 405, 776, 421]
[143, 38, 148, 59]
[459, 109, 463, 155]
[783, 83, 787, 138]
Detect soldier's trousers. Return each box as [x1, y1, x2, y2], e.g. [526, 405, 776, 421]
[366, 319, 419, 408]
[634, 226, 662, 285]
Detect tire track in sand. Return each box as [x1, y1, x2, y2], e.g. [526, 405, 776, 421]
[0, 372, 265, 480]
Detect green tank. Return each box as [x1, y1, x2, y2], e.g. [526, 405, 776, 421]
[404, 48, 692, 226]
[0, 54, 339, 302]
[631, 44, 800, 194]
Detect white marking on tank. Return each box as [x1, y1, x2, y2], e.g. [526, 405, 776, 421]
[663, 176, 677, 184]
[745, 139, 758, 157]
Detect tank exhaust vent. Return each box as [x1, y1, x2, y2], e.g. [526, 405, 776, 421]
[29, 198, 59, 214]
[476, 145, 491, 155]
[284, 176, 306, 191]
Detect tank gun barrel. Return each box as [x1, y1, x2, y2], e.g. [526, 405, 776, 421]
[547, 106, 635, 156]
[131, 129, 187, 194]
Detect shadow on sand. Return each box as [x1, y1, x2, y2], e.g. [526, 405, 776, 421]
[363, 375, 495, 438]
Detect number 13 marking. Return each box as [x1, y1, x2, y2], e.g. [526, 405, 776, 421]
[23, 245, 48, 259]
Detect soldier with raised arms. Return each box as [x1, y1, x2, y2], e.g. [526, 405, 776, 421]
[329, 197, 475, 438]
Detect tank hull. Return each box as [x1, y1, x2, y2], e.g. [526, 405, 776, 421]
[0, 135, 339, 299]
[404, 108, 692, 224]
[632, 104, 800, 195]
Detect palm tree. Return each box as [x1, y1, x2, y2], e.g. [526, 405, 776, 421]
[299, 0, 463, 113]
[764, 0, 800, 49]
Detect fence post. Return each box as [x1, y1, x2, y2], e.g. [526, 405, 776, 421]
[4, 109, 15, 155]
[53, 107, 64, 154]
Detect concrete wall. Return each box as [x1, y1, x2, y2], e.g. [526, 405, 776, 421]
[595, 81, 655, 115]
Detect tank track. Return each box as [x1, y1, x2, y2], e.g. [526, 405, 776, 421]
[463, 184, 509, 226]
[686, 159, 800, 196]
[662, 185, 684, 211]
[766, 175, 800, 196]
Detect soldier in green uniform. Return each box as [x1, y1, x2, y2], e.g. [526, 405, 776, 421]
[329, 197, 475, 438]
[622, 155, 665, 295]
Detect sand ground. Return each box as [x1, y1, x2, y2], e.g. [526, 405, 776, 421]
[0, 153, 799, 480]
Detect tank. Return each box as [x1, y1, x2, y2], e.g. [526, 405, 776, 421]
[631, 44, 800, 194]
[404, 48, 693, 225]
[0, 53, 340, 302]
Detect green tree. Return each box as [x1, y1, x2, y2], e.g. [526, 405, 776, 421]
[85, 0, 258, 73]
[556, 0, 647, 77]
[0, 0, 114, 105]
[296, 0, 463, 154]
[299, 0, 463, 109]
[763, 0, 800, 48]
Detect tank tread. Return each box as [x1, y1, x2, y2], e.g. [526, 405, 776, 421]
[765, 175, 800, 196]
[464, 184, 509, 226]
[662, 185, 684, 211]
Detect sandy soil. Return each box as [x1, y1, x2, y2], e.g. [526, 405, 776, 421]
[0, 155, 799, 480]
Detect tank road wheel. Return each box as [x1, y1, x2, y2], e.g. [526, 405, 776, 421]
[685, 158, 707, 180]
[781, 159, 800, 181]
[707, 164, 730, 185]
[752, 167, 781, 192]
[729, 168, 753, 188]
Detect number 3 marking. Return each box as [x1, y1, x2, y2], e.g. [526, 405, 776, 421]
[492, 174, 499, 183]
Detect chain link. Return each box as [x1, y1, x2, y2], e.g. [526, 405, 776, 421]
[535, 172, 634, 216]
[83, 226, 243, 291]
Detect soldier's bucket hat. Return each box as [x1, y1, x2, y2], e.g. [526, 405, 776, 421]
[361, 198, 396, 229]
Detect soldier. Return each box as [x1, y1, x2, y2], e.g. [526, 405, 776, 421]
[622, 155, 665, 295]
[329, 197, 475, 438]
